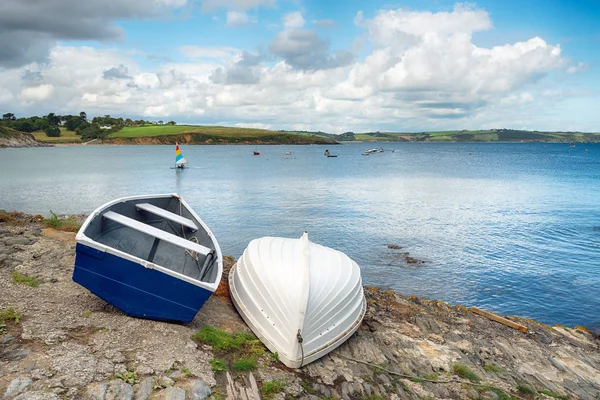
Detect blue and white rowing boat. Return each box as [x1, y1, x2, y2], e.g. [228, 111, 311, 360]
[73, 194, 222, 323]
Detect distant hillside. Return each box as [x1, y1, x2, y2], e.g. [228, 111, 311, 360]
[0, 126, 47, 148]
[106, 125, 338, 145]
[338, 129, 600, 142]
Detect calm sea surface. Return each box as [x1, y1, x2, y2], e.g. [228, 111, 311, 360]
[1, 142, 599, 329]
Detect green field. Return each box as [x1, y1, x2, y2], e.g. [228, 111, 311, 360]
[110, 125, 199, 138]
[347, 129, 600, 142]
[109, 125, 281, 138]
[31, 128, 82, 143]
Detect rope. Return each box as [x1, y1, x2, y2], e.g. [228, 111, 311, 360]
[336, 354, 527, 399]
[297, 330, 305, 367]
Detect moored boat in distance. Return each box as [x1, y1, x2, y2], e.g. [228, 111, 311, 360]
[253, 150, 260, 155]
[229, 232, 366, 368]
[362, 148, 379, 155]
[73, 194, 223, 323]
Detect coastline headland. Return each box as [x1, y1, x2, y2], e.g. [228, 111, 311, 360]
[1, 212, 599, 399]
[3, 123, 600, 148]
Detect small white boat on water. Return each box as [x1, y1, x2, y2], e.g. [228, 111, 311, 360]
[229, 232, 366, 368]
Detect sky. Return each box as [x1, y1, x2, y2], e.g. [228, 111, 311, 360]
[0, 0, 599, 133]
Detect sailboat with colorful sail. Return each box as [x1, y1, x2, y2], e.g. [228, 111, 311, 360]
[175, 143, 188, 169]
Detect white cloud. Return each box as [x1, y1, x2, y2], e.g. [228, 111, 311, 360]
[566, 62, 588, 74]
[225, 11, 256, 27]
[200, 0, 275, 11]
[154, 0, 188, 6]
[20, 84, 54, 103]
[500, 92, 534, 105]
[234, 122, 272, 129]
[0, 0, 193, 67]
[284, 12, 305, 29]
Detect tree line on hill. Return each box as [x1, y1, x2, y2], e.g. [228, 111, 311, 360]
[1, 112, 176, 140]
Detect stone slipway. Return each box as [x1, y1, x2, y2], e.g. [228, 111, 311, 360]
[0, 213, 599, 399]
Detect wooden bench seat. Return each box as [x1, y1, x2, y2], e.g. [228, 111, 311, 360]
[103, 211, 211, 256]
[135, 203, 198, 231]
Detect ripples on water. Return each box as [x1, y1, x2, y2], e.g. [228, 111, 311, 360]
[0, 142, 599, 329]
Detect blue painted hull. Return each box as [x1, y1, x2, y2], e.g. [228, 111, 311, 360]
[73, 243, 212, 323]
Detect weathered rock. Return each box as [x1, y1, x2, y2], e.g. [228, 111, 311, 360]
[3, 377, 31, 398]
[164, 386, 186, 400]
[3, 237, 34, 246]
[86, 382, 108, 400]
[12, 392, 61, 400]
[134, 378, 153, 400]
[107, 379, 134, 400]
[190, 380, 211, 400]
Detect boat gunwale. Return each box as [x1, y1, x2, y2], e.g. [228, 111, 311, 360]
[75, 193, 222, 291]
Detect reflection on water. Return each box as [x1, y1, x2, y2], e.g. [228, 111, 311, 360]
[0, 142, 599, 328]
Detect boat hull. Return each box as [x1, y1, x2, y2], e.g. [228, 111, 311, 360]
[229, 261, 366, 368]
[72, 194, 222, 324]
[74, 243, 212, 323]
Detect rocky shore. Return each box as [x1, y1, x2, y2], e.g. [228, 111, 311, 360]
[0, 129, 49, 148]
[1, 212, 599, 400]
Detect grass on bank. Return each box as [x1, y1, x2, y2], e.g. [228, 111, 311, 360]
[43, 210, 82, 232]
[110, 125, 276, 138]
[452, 363, 480, 382]
[31, 128, 82, 143]
[478, 385, 512, 400]
[193, 325, 265, 373]
[517, 384, 535, 395]
[539, 389, 568, 399]
[260, 380, 286, 399]
[484, 363, 504, 373]
[0, 307, 22, 323]
[12, 271, 40, 287]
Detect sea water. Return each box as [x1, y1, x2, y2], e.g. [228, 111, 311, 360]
[1, 142, 598, 329]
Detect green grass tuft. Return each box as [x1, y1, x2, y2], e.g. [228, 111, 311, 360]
[231, 357, 257, 371]
[42, 210, 82, 232]
[479, 386, 512, 400]
[211, 358, 227, 373]
[114, 370, 138, 385]
[260, 380, 285, 398]
[11, 271, 40, 287]
[517, 384, 535, 395]
[0, 307, 23, 323]
[423, 373, 439, 381]
[539, 389, 568, 399]
[299, 380, 316, 394]
[484, 363, 504, 373]
[271, 351, 280, 362]
[44, 210, 61, 227]
[193, 326, 257, 352]
[452, 363, 480, 382]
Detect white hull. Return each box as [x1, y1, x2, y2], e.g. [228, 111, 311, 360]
[229, 233, 366, 368]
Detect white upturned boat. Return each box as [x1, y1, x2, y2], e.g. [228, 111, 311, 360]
[229, 232, 366, 368]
